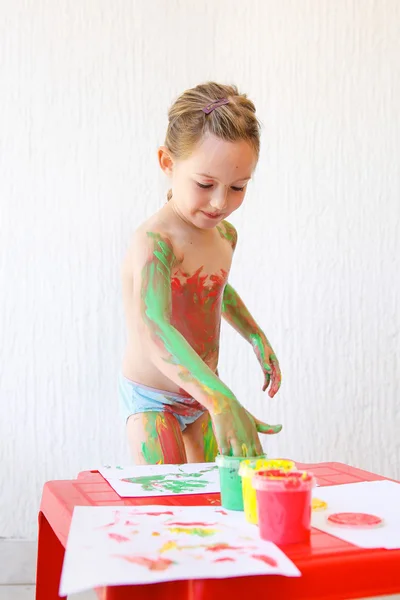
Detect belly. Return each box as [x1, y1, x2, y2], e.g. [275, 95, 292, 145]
[170, 299, 223, 370]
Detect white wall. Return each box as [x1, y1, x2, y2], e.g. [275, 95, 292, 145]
[1, 0, 399, 539]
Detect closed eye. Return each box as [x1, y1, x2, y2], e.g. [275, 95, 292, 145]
[196, 182, 213, 189]
[196, 182, 246, 191]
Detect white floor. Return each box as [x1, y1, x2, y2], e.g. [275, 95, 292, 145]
[0, 586, 400, 600]
[0, 588, 96, 599]
[0, 540, 398, 600]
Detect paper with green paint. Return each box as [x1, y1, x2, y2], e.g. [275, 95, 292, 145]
[99, 462, 220, 497]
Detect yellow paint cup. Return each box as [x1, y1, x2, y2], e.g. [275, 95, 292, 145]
[239, 459, 296, 524]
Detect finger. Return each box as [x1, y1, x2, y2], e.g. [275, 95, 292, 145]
[262, 372, 271, 392]
[218, 442, 232, 457]
[256, 422, 283, 435]
[252, 412, 282, 434]
[253, 435, 264, 456]
[269, 356, 282, 398]
[230, 440, 245, 457]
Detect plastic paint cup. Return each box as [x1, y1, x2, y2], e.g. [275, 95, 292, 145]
[253, 469, 315, 545]
[215, 454, 266, 511]
[239, 459, 296, 524]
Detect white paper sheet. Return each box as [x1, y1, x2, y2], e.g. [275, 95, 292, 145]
[60, 505, 300, 595]
[99, 462, 220, 497]
[312, 480, 400, 549]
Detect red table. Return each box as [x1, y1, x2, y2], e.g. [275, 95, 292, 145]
[36, 462, 400, 600]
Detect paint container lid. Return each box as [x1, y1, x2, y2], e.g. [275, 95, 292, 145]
[253, 469, 315, 492]
[239, 458, 295, 479]
[216, 454, 266, 470]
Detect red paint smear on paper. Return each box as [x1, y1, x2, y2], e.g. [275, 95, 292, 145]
[134, 511, 174, 516]
[116, 555, 175, 571]
[99, 510, 120, 529]
[215, 510, 228, 515]
[252, 554, 278, 567]
[108, 533, 130, 543]
[214, 557, 235, 563]
[124, 520, 138, 526]
[206, 543, 251, 553]
[167, 522, 217, 527]
[327, 512, 383, 527]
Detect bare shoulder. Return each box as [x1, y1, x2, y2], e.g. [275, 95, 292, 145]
[216, 220, 238, 251]
[123, 215, 181, 276]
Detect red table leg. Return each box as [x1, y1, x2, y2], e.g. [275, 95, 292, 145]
[36, 512, 66, 600]
[101, 580, 193, 600]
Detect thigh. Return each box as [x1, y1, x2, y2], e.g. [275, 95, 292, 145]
[127, 411, 187, 465]
[182, 411, 219, 463]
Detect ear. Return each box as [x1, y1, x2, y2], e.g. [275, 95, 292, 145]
[158, 146, 174, 176]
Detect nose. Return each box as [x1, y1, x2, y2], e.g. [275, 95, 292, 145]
[209, 188, 228, 211]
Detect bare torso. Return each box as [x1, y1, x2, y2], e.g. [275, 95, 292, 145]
[121, 204, 234, 394]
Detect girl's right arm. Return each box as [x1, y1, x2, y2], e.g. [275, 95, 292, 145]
[134, 230, 263, 457]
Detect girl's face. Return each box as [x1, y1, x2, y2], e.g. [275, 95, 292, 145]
[159, 133, 258, 229]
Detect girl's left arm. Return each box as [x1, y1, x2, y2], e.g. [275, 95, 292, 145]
[222, 283, 282, 397]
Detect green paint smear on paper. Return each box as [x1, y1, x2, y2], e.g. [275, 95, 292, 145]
[122, 473, 212, 493]
[168, 527, 217, 537]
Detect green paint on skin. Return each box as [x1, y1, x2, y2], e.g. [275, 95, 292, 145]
[249, 333, 272, 374]
[222, 283, 281, 391]
[141, 441, 161, 464]
[140, 232, 275, 456]
[202, 418, 218, 462]
[142, 233, 237, 408]
[216, 221, 238, 250]
[141, 413, 164, 464]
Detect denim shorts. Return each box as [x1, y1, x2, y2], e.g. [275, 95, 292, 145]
[118, 374, 206, 431]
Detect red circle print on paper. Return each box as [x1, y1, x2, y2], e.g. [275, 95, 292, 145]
[327, 512, 383, 528]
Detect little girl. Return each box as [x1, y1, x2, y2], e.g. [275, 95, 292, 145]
[120, 82, 282, 465]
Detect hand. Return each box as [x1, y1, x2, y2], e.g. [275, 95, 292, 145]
[251, 335, 282, 397]
[210, 399, 264, 457]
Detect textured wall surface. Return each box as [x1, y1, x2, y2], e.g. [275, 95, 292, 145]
[1, 0, 399, 538]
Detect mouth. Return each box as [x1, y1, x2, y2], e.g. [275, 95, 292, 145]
[201, 211, 224, 220]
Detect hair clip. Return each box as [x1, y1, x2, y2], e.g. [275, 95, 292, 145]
[202, 98, 229, 114]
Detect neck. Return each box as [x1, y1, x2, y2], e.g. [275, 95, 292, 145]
[164, 199, 212, 236]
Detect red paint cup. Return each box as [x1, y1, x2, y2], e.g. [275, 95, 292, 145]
[253, 469, 315, 545]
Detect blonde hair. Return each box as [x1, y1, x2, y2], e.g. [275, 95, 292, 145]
[165, 82, 261, 201]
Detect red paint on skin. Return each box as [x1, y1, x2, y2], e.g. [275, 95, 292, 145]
[264, 427, 279, 434]
[124, 520, 138, 526]
[155, 413, 187, 463]
[115, 555, 174, 571]
[170, 267, 228, 372]
[108, 533, 130, 543]
[252, 554, 278, 567]
[214, 557, 235, 563]
[160, 396, 204, 417]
